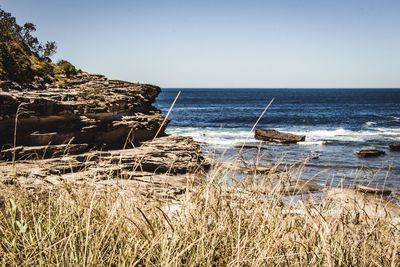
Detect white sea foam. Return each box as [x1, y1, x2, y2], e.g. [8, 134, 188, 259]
[166, 127, 252, 148]
[365, 121, 377, 127]
[288, 127, 400, 143]
[166, 126, 400, 148]
[298, 141, 325, 146]
[374, 127, 400, 134]
[285, 128, 364, 142]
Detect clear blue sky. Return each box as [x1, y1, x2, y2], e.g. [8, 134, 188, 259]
[1, 0, 400, 88]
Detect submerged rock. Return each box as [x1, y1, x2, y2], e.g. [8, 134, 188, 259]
[255, 128, 305, 144]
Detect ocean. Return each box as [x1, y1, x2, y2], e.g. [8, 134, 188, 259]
[155, 89, 400, 190]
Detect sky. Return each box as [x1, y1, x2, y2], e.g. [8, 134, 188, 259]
[1, 0, 400, 88]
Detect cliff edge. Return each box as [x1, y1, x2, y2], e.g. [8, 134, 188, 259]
[0, 72, 167, 150]
[0, 7, 209, 196]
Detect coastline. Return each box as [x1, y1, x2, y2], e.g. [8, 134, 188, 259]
[157, 88, 400, 192]
[1, 79, 400, 265]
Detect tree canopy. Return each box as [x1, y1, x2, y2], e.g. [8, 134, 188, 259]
[0, 8, 57, 61]
[0, 6, 58, 84]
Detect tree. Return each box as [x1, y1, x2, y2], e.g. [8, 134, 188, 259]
[43, 41, 57, 60]
[0, 6, 58, 83]
[22, 22, 39, 49]
[0, 7, 57, 60]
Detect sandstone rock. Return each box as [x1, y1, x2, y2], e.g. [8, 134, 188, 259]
[0, 72, 167, 150]
[357, 149, 385, 158]
[255, 129, 305, 144]
[0, 144, 89, 160]
[217, 161, 284, 175]
[0, 136, 209, 181]
[0, 73, 208, 201]
[389, 144, 400, 152]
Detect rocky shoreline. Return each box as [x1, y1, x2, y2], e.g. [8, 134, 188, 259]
[1, 73, 399, 202]
[0, 73, 209, 196]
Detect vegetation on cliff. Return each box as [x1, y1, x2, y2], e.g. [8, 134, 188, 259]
[0, 7, 78, 86]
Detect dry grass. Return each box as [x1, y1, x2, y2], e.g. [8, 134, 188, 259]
[1, 97, 399, 266]
[0, 162, 399, 266]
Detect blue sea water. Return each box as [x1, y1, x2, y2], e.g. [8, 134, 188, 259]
[156, 89, 400, 190]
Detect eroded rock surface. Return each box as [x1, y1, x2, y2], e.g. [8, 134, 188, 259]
[0, 73, 211, 197]
[0, 72, 167, 150]
[0, 136, 210, 195]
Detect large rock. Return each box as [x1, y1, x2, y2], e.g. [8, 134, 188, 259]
[0, 73, 168, 150]
[357, 149, 385, 158]
[255, 128, 305, 144]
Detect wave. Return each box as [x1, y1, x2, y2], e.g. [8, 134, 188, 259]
[298, 141, 326, 146]
[390, 116, 400, 122]
[165, 127, 253, 148]
[286, 128, 400, 143]
[166, 126, 400, 148]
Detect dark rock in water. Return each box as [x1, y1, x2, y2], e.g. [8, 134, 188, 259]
[357, 149, 385, 158]
[356, 185, 391, 196]
[255, 128, 305, 144]
[309, 153, 320, 160]
[0, 72, 167, 150]
[234, 144, 269, 150]
[389, 144, 400, 152]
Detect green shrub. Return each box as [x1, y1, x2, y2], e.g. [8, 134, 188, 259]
[57, 59, 78, 77]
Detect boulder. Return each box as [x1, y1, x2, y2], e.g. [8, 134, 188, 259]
[389, 144, 400, 152]
[357, 149, 385, 158]
[255, 129, 305, 144]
